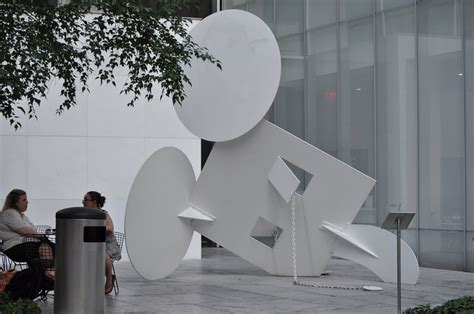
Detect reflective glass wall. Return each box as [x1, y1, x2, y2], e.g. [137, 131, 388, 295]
[222, 0, 474, 272]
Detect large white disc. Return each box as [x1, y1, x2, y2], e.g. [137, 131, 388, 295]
[175, 10, 281, 142]
[125, 147, 195, 280]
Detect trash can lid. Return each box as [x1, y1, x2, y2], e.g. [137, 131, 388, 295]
[56, 207, 106, 220]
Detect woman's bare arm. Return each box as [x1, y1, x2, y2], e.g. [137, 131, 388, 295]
[15, 226, 38, 237]
[105, 211, 114, 234]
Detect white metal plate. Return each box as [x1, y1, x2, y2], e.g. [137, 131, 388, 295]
[190, 120, 376, 276]
[175, 10, 281, 142]
[268, 156, 301, 203]
[125, 147, 195, 280]
[332, 224, 420, 284]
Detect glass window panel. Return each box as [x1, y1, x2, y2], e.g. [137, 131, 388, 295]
[339, 0, 373, 22]
[275, 0, 304, 37]
[376, 0, 414, 13]
[339, 17, 375, 224]
[278, 34, 304, 57]
[307, 0, 336, 30]
[466, 0, 474, 231]
[308, 24, 337, 57]
[180, 0, 215, 18]
[386, 228, 418, 257]
[375, 7, 417, 227]
[401, 229, 418, 256]
[306, 26, 338, 158]
[106, 0, 215, 17]
[274, 58, 305, 140]
[466, 232, 474, 272]
[222, 0, 247, 10]
[418, 0, 464, 231]
[248, 0, 274, 31]
[273, 0, 304, 144]
[419, 229, 464, 270]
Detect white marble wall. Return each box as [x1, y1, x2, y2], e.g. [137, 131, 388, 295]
[0, 53, 202, 261]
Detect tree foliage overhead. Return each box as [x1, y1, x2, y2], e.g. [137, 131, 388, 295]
[0, 0, 221, 129]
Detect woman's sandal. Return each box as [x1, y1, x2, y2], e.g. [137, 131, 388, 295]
[105, 284, 113, 295]
[105, 274, 116, 294]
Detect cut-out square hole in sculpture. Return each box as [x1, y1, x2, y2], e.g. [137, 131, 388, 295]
[251, 217, 283, 248]
[281, 158, 314, 194]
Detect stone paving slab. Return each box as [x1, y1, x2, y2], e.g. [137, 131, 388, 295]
[38, 248, 474, 313]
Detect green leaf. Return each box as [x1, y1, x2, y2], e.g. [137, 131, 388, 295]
[0, 0, 220, 129]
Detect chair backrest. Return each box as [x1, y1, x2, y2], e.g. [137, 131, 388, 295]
[35, 225, 52, 234]
[114, 231, 125, 251]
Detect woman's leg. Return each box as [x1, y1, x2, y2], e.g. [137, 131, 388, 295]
[4, 242, 39, 267]
[105, 254, 113, 293]
[4, 244, 28, 264]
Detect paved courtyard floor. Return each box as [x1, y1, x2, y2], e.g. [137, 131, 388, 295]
[38, 247, 474, 313]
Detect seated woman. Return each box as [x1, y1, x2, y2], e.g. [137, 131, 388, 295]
[0, 189, 55, 274]
[82, 191, 121, 294]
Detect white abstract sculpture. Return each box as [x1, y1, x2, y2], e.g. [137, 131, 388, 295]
[125, 9, 419, 285]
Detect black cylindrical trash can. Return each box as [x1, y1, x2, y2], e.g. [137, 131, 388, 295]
[54, 207, 106, 314]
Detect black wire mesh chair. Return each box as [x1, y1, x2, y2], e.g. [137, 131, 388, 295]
[35, 225, 52, 234]
[0, 225, 54, 271]
[35, 225, 55, 244]
[112, 231, 125, 295]
[20, 236, 55, 300]
[7, 225, 54, 271]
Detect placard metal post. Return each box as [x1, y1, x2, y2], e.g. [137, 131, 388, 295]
[381, 212, 415, 314]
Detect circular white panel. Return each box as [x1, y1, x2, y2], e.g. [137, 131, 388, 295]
[125, 147, 195, 280]
[175, 10, 281, 142]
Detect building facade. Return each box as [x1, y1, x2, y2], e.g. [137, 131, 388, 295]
[222, 0, 474, 272]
